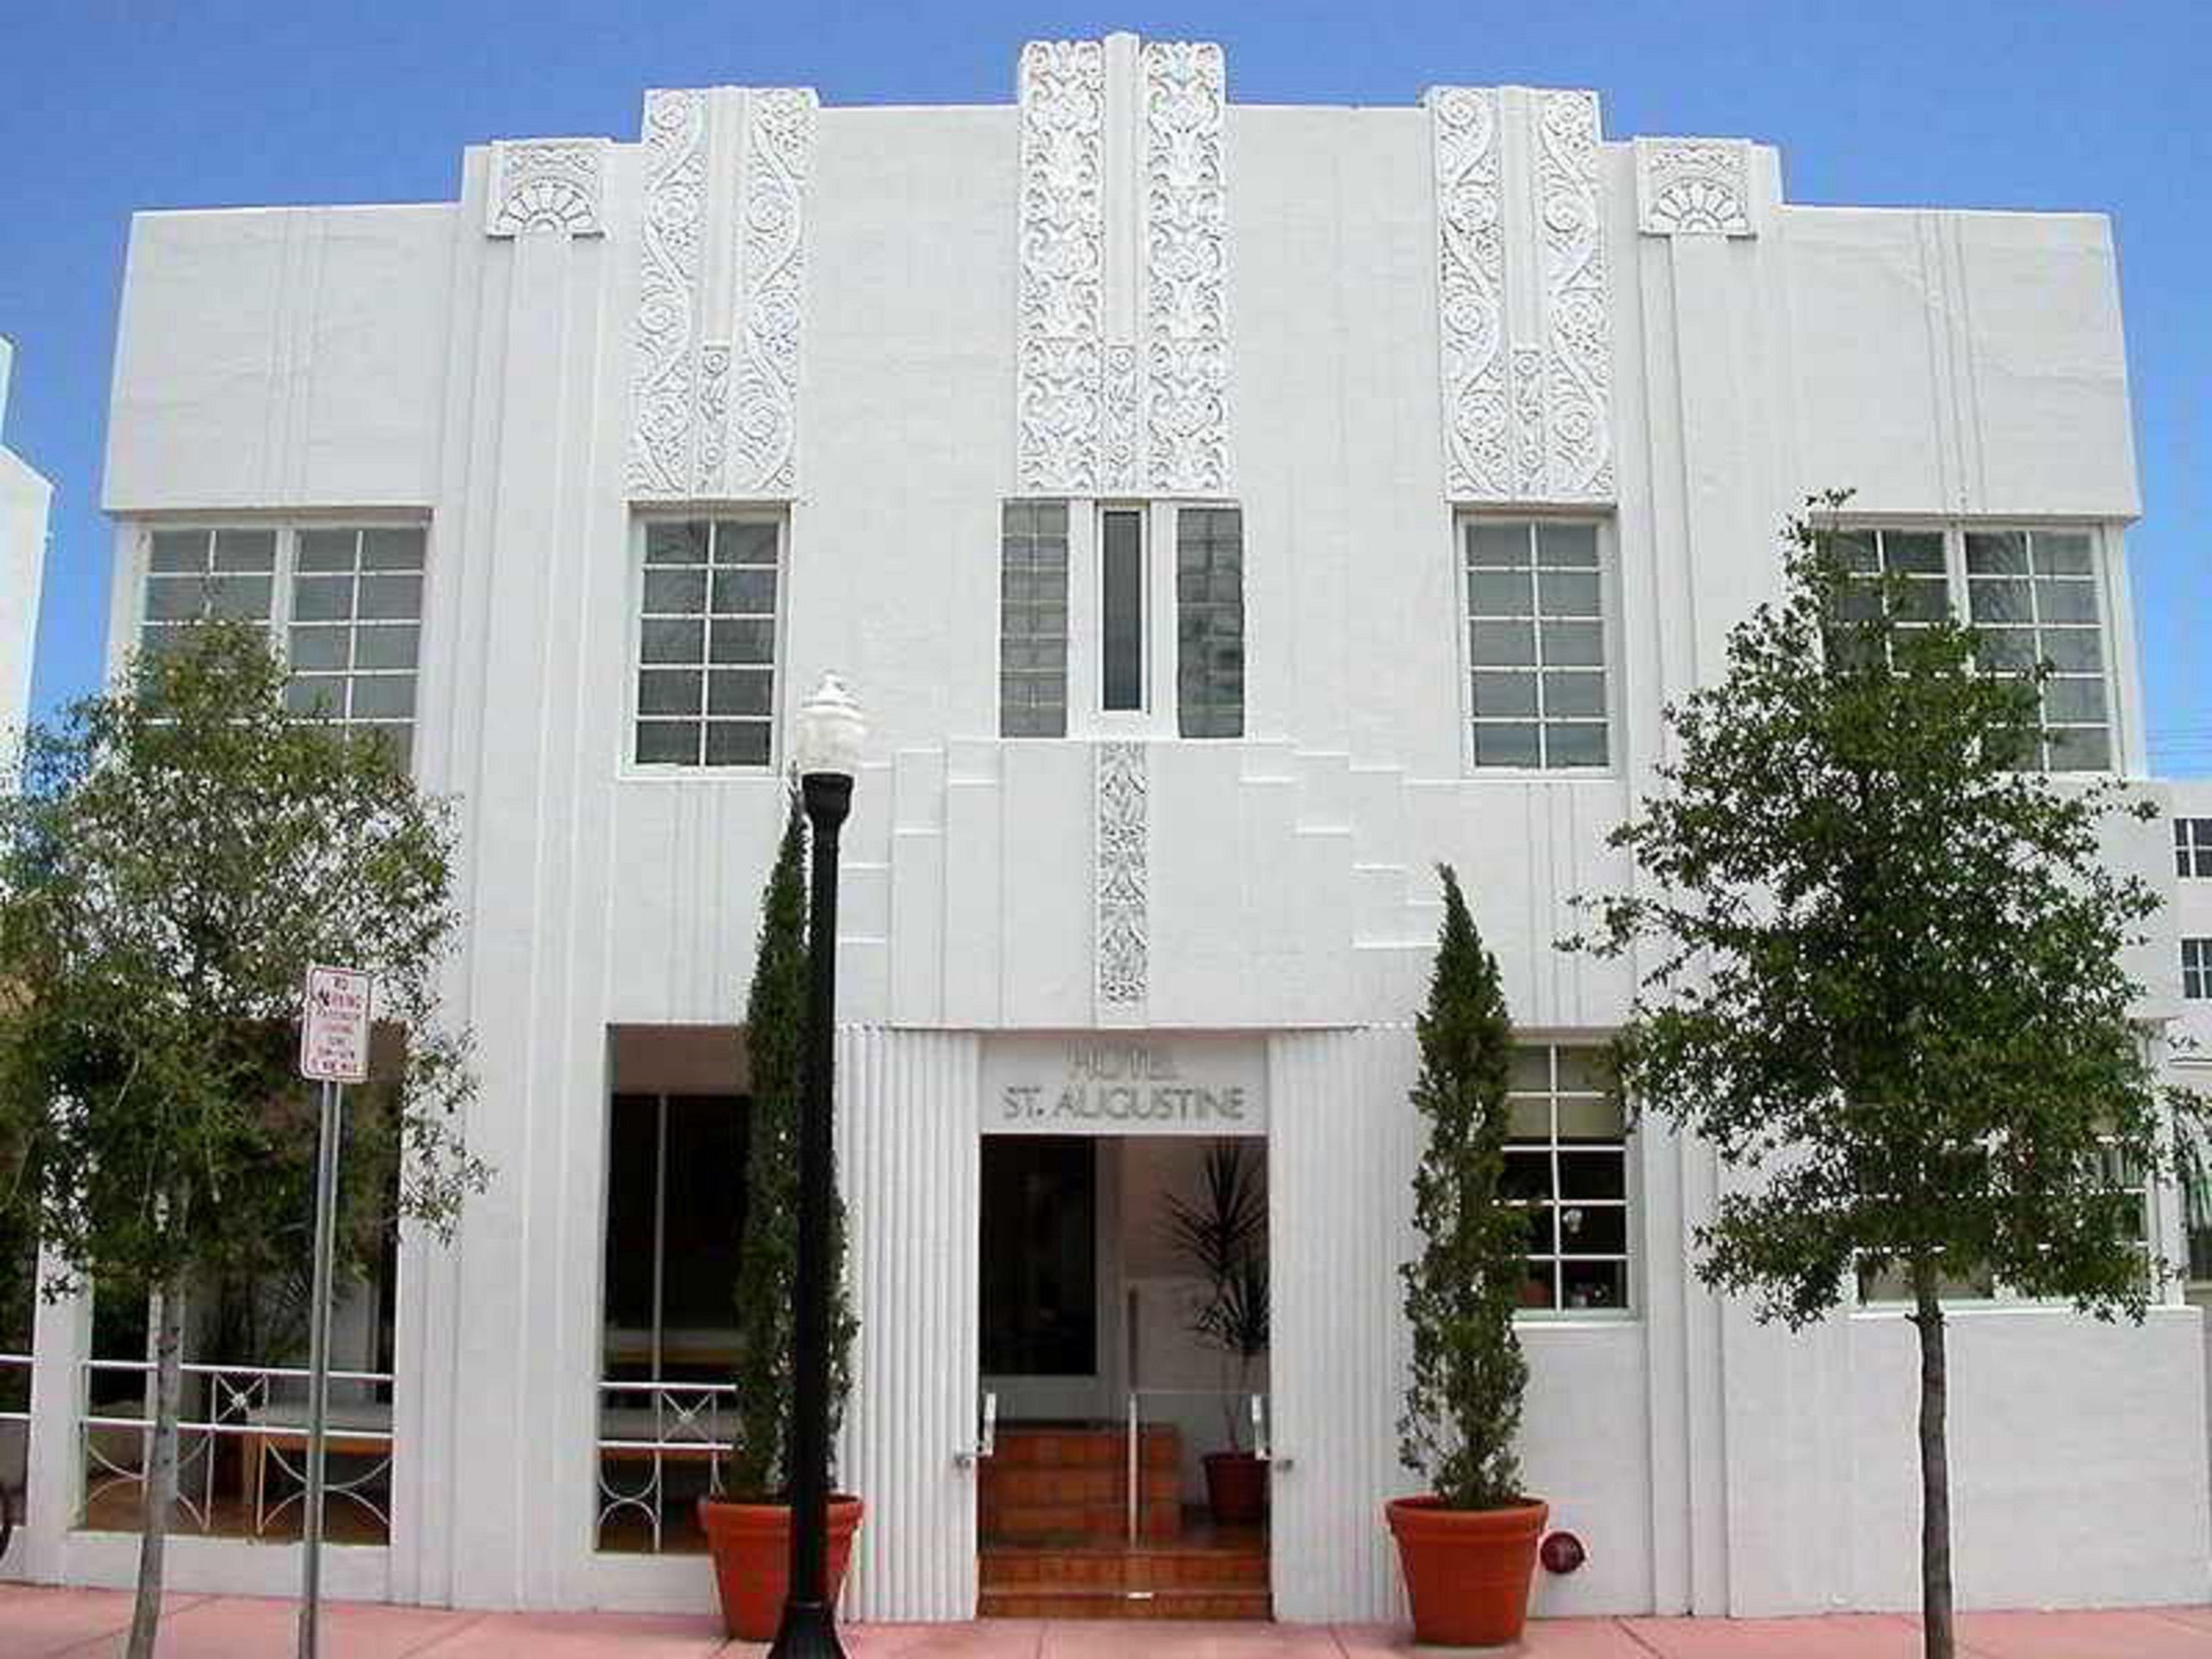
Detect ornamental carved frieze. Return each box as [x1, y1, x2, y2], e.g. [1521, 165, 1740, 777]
[1095, 741, 1149, 1009]
[1017, 41, 1106, 494]
[1016, 36, 1232, 497]
[1429, 86, 1615, 504]
[1635, 137, 1753, 237]
[485, 139, 607, 237]
[628, 85, 817, 500]
[1141, 40, 1229, 494]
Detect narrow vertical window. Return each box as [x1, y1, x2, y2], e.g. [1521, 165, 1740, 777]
[2177, 818, 2212, 879]
[635, 518, 779, 768]
[285, 528, 425, 766]
[1175, 506, 1244, 739]
[1466, 520, 1609, 769]
[1966, 529, 2108, 771]
[1100, 507, 1146, 712]
[1502, 1045, 1629, 1311]
[2183, 938, 2212, 1001]
[999, 502, 1069, 737]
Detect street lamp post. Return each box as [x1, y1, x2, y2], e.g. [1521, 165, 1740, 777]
[770, 673, 865, 1659]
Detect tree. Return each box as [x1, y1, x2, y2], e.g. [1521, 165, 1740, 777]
[0, 622, 485, 1659]
[1564, 498, 2199, 1659]
[724, 787, 854, 1500]
[1398, 865, 1527, 1511]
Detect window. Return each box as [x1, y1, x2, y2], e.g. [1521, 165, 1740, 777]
[1501, 1044, 1629, 1311]
[634, 518, 780, 768]
[980, 1136, 1098, 1374]
[2176, 819, 2212, 879]
[1000, 502, 1070, 737]
[140, 524, 426, 765]
[1176, 506, 1244, 739]
[996, 500, 1245, 738]
[2184, 939, 2212, 1000]
[1100, 507, 1146, 713]
[1465, 520, 1610, 770]
[1827, 524, 2115, 772]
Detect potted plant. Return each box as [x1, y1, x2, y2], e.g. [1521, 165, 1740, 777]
[1163, 1139, 1270, 1526]
[698, 790, 862, 1641]
[1387, 865, 1546, 1647]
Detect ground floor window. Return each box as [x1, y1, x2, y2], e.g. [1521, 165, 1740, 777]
[596, 1036, 748, 1554]
[1504, 1044, 1631, 1312]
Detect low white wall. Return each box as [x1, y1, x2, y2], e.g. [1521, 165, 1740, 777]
[1522, 1322, 1653, 1616]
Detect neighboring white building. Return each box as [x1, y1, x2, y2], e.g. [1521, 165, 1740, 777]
[7, 33, 2206, 1629]
[0, 338, 51, 755]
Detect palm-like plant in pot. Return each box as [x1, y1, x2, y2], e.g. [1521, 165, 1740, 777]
[699, 790, 862, 1642]
[1163, 1140, 1270, 1525]
[1388, 865, 1545, 1647]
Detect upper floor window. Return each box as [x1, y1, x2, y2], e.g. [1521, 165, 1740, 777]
[140, 524, 425, 766]
[2176, 818, 2212, 878]
[997, 500, 1243, 741]
[1830, 524, 2115, 772]
[2184, 938, 2212, 1001]
[633, 517, 780, 769]
[1464, 519, 1610, 770]
[1502, 1043, 1629, 1312]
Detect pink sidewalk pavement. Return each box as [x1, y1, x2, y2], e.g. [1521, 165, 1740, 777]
[8, 1588, 2212, 1659]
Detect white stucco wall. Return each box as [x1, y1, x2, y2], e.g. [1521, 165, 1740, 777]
[0, 338, 52, 759]
[36, 35, 2200, 1625]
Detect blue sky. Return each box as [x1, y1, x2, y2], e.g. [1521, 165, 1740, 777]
[3, 1, 2206, 766]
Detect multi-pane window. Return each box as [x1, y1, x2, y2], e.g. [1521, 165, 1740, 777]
[1501, 1044, 1629, 1311]
[1176, 506, 1244, 739]
[1827, 525, 2115, 772]
[1100, 507, 1146, 713]
[634, 519, 779, 768]
[1465, 521, 1609, 770]
[2184, 938, 2212, 1000]
[141, 525, 427, 765]
[1964, 531, 2106, 771]
[2174, 818, 2212, 878]
[1000, 503, 1069, 738]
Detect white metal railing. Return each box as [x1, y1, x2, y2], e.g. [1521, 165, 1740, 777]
[1124, 1387, 1270, 1542]
[594, 1377, 737, 1553]
[78, 1358, 394, 1539]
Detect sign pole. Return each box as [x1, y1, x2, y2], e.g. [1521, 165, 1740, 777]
[298, 1077, 342, 1659]
[295, 964, 371, 1659]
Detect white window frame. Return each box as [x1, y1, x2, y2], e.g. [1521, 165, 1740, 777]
[1015, 497, 1243, 741]
[1824, 518, 2131, 775]
[126, 515, 432, 767]
[623, 510, 789, 777]
[2175, 818, 2212, 880]
[1506, 1038, 1636, 1324]
[2183, 938, 2212, 1001]
[1453, 511, 1621, 779]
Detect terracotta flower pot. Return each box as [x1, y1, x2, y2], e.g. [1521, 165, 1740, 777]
[1201, 1450, 1268, 1526]
[1385, 1494, 1547, 1647]
[698, 1494, 865, 1642]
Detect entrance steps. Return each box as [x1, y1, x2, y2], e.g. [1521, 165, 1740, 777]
[978, 1524, 1271, 1620]
[978, 1424, 1182, 1541]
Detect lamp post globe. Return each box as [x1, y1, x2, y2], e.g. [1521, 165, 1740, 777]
[771, 673, 864, 1659]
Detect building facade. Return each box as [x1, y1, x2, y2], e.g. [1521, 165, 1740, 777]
[7, 33, 2207, 1627]
[0, 338, 50, 759]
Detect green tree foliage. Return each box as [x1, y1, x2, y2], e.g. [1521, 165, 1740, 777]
[1399, 865, 1527, 1512]
[725, 787, 855, 1500]
[1564, 497, 2200, 1659]
[1163, 1140, 1269, 1449]
[0, 622, 485, 1659]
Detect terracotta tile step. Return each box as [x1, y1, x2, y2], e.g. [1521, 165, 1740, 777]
[979, 1498, 1182, 1541]
[990, 1429, 1181, 1469]
[977, 1586, 1272, 1621]
[980, 1548, 1270, 1590]
[976, 1466, 1180, 1505]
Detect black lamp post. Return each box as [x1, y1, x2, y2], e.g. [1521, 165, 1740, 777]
[770, 672, 865, 1659]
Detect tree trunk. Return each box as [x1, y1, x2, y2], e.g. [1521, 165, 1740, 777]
[126, 1277, 185, 1659]
[1912, 1264, 1954, 1659]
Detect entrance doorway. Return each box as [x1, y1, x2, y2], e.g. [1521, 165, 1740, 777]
[975, 1133, 1271, 1619]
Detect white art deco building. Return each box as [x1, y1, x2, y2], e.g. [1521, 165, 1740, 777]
[6, 33, 2206, 1629]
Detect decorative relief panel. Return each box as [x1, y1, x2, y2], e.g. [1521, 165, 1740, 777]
[628, 86, 817, 500]
[1432, 88, 1508, 499]
[1429, 86, 1615, 504]
[486, 139, 607, 237]
[1015, 35, 1231, 497]
[631, 90, 710, 496]
[1141, 40, 1229, 494]
[1017, 41, 1106, 494]
[1095, 741, 1149, 1008]
[1635, 137, 1753, 237]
